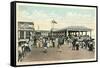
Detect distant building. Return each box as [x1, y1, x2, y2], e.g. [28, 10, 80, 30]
[52, 26, 92, 38]
[18, 21, 35, 42]
[35, 30, 49, 38]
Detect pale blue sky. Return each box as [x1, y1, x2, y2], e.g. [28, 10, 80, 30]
[18, 4, 95, 21]
[16, 3, 96, 34]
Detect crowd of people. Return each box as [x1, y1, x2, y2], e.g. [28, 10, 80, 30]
[34, 37, 65, 53]
[18, 40, 33, 62]
[18, 35, 95, 62]
[67, 35, 95, 51]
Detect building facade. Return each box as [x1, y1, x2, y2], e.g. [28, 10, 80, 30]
[52, 26, 92, 38]
[35, 30, 49, 38]
[18, 21, 35, 42]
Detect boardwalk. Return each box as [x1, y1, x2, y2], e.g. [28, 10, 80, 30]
[20, 43, 95, 63]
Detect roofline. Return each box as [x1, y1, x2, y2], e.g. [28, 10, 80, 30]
[18, 21, 34, 25]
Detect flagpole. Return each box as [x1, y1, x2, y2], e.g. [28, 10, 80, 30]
[51, 19, 57, 38]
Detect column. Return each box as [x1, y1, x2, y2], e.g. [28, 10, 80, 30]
[81, 31, 83, 36]
[24, 31, 26, 39]
[30, 32, 32, 40]
[78, 31, 80, 36]
[66, 30, 68, 37]
[75, 32, 77, 36]
[18, 31, 20, 40]
[73, 32, 75, 36]
[85, 31, 87, 35]
[72, 32, 73, 36]
[90, 30, 92, 37]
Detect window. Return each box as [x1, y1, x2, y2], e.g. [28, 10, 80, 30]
[26, 31, 30, 39]
[20, 31, 24, 39]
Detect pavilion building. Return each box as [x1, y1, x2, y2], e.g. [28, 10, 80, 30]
[52, 26, 92, 38]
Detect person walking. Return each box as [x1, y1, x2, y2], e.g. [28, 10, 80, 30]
[72, 39, 77, 50]
[75, 41, 79, 50]
[52, 38, 55, 48]
[43, 38, 48, 53]
[55, 38, 58, 47]
[88, 39, 94, 51]
[57, 37, 63, 52]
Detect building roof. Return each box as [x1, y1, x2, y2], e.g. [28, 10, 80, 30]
[36, 30, 49, 32]
[18, 21, 34, 30]
[53, 26, 92, 32]
[67, 26, 92, 31]
[18, 21, 34, 25]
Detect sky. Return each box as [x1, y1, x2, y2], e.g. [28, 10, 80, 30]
[16, 3, 96, 37]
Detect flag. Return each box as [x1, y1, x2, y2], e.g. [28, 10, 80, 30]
[52, 19, 57, 24]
